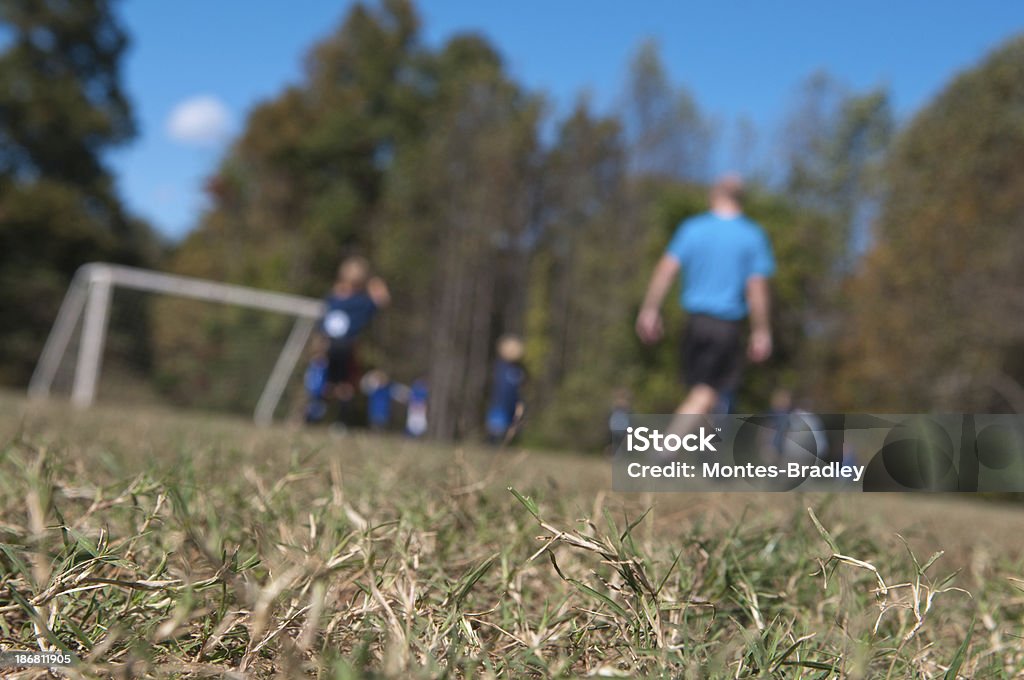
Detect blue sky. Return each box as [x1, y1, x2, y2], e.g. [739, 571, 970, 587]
[108, 1, 1023, 238]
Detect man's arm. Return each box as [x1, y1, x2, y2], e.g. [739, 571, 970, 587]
[746, 275, 772, 362]
[636, 255, 680, 344]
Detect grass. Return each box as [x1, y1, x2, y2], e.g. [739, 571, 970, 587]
[1, 391, 1023, 677]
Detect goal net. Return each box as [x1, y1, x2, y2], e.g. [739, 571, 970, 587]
[28, 263, 324, 424]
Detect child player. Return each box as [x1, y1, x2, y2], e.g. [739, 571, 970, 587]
[304, 256, 390, 426]
[486, 334, 527, 444]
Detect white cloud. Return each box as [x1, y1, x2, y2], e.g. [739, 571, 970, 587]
[166, 95, 233, 147]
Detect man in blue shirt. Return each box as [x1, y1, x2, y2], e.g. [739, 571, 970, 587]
[636, 174, 775, 416]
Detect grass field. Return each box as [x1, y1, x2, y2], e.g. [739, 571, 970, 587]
[1, 391, 1023, 678]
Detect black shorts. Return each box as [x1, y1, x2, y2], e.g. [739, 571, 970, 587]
[326, 344, 358, 385]
[682, 314, 743, 391]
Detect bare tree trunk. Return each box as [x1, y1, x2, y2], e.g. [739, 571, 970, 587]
[428, 216, 466, 439]
[463, 256, 495, 436]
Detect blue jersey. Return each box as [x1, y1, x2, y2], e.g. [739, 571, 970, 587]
[304, 357, 327, 397]
[488, 359, 525, 422]
[367, 383, 393, 426]
[666, 213, 775, 321]
[408, 380, 429, 407]
[320, 292, 377, 346]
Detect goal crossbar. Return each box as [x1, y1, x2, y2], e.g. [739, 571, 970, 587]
[29, 262, 324, 424]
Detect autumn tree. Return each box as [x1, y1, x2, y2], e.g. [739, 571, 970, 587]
[837, 36, 1024, 412]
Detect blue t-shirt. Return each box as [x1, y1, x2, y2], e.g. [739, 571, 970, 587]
[320, 292, 377, 346]
[367, 383, 393, 425]
[665, 212, 775, 321]
[488, 359, 525, 422]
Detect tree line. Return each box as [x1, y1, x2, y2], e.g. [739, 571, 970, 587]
[3, 0, 1023, 446]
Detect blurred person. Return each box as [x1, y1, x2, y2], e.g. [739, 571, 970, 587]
[405, 377, 429, 437]
[486, 334, 527, 444]
[608, 388, 632, 453]
[305, 256, 390, 427]
[769, 387, 795, 455]
[766, 388, 830, 465]
[636, 174, 775, 425]
[775, 399, 830, 466]
[303, 340, 329, 423]
[790, 402, 829, 463]
[360, 369, 398, 431]
[841, 441, 859, 470]
[715, 389, 736, 415]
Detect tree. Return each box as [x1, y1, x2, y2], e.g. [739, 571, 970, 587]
[782, 73, 892, 270]
[523, 99, 633, 448]
[155, 0, 425, 408]
[837, 36, 1024, 412]
[377, 35, 541, 439]
[173, 0, 423, 294]
[777, 74, 893, 405]
[0, 0, 156, 385]
[621, 40, 712, 182]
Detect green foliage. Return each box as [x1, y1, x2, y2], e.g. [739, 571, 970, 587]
[0, 0, 135, 184]
[0, 0, 158, 385]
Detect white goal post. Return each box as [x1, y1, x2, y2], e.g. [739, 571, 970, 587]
[28, 262, 325, 424]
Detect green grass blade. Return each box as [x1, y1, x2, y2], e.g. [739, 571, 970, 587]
[943, 617, 975, 680]
[806, 507, 839, 553]
[507, 486, 541, 521]
[568, 578, 630, 620]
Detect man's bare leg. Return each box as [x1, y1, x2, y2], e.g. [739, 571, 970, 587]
[669, 384, 719, 439]
[676, 384, 718, 415]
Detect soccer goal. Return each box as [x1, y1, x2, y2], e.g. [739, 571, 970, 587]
[29, 263, 324, 424]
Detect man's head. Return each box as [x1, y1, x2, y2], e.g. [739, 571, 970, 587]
[337, 256, 370, 289]
[709, 173, 745, 214]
